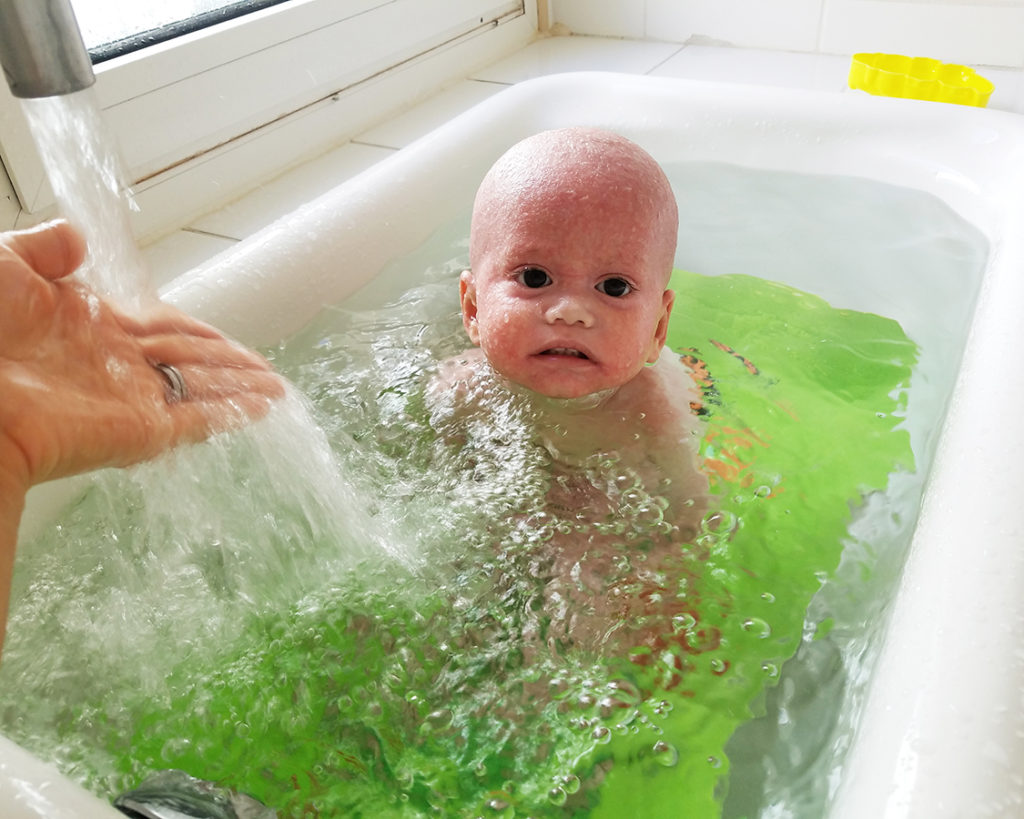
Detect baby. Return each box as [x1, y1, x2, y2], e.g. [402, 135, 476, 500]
[436, 126, 705, 500]
[430, 128, 710, 651]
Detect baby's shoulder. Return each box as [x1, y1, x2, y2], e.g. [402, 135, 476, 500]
[434, 348, 486, 384]
[427, 348, 489, 412]
[612, 354, 702, 439]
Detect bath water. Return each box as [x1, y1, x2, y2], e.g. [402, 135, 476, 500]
[0, 153, 987, 818]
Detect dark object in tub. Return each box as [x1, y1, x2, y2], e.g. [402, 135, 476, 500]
[113, 769, 275, 819]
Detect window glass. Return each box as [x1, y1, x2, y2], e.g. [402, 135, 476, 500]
[71, 0, 294, 62]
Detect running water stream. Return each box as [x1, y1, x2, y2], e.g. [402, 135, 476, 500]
[21, 90, 151, 308]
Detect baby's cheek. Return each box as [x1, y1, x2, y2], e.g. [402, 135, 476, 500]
[485, 310, 520, 343]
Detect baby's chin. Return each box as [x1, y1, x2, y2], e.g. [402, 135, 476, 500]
[505, 376, 621, 408]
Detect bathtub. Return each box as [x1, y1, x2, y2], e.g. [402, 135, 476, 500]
[8, 71, 1024, 817]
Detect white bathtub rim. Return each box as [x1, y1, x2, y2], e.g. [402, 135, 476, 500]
[0, 734, 122, 819]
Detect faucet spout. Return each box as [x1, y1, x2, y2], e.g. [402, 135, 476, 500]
[0, 0, 95, 98]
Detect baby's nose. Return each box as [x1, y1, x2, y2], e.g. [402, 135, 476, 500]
[544, 294, 595, 327]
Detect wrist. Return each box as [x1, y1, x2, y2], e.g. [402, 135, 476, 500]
[0, 437, 31, 520]
[0, 438, 28, 659]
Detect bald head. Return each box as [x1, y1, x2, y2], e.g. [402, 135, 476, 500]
[470, 128, 679, 285]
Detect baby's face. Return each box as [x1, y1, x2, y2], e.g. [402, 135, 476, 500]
[461, 190, 675, 400]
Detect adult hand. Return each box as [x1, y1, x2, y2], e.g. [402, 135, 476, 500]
[0, 220, 285, 497]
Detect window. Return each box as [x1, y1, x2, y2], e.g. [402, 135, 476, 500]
[73, 0, 294, 63]
[1, 0, 530, 233]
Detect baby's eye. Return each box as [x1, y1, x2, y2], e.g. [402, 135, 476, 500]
[517, 267, 552, 288]
[596, 277, 632, 297]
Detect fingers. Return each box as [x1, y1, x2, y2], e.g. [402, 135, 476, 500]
[0, 220, 86, 281]
[111, 299, 287, 457]
[140, 332, 276, 373]
[120, 301, 283, 405]
[118, 296, 287, 454]
[144, 339, 286, 437]
[113, 303, 227, 341]
[164, 387, 284, 447]
[161, 362, 286, 404]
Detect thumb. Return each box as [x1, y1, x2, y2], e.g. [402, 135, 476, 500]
[0, 220, 87, 281]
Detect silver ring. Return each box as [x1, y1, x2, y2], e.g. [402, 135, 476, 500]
[153, 362, 189, 404]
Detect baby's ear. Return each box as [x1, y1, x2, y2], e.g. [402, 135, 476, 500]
[647, 289, 675, 363]
[459, 270, 481, 345]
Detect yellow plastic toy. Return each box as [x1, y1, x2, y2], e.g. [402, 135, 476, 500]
[849, 53, 994, 107]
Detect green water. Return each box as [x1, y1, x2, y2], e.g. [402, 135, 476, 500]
[2, 270, 915, 817]
[0, 164, 987, 817]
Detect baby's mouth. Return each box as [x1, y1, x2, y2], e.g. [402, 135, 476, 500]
[540, 347, 589, 359]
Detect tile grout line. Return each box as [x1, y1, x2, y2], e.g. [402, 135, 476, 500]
[182, 226, 242, 243]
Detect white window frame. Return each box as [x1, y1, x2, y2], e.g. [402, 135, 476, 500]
[0, 0, 531, 234]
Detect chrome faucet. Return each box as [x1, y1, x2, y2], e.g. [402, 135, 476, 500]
[0, 0, 94, 98]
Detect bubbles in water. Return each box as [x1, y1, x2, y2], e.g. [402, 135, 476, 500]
[741, 617, 772, 639]
[672, 612, 698, 633]
[653, 741, 680, 768]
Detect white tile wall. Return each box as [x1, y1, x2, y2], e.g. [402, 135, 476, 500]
[652, 45, 850, 93]
[554, 0, 1024, 68]
[471, 35, 682, 82]
[354, 81, 506, 150]
[821, 0, 1024, 66]
[646, 0, 824, 52]
[550, 0, 646, 38]
[189, 142, 392, 241]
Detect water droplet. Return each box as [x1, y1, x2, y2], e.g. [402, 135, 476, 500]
[623, 489, 644, 505]
[592, 725, 612, 744]
[483, 796, 514, 817]
[672, 612, 697, 633]
[741, 617, 772, 639]
[635, 503, 664, 526]
[160, 737, 191, 762]
[548, 787, 567, 806]
[597, 696, 627, 719]
[652, 740, 679, 767]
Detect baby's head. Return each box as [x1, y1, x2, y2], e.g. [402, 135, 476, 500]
[460, 127, 679, 400]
